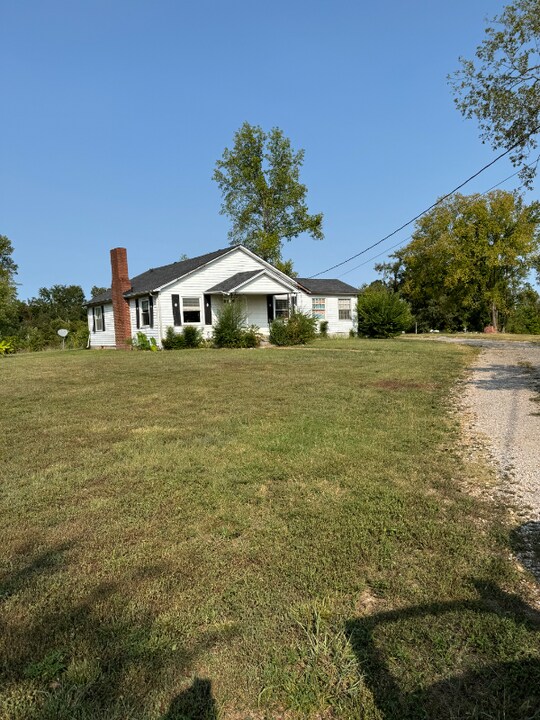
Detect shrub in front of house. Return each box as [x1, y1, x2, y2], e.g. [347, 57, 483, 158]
[319, 320, 329, 337]
[356, 287, 412, 338]
[269, 311, 317, 346]
[213, 301, 261, 348]
[162, 326, 203, 349]
[132, 331, 159, 351]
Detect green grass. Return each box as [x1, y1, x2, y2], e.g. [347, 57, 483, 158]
[1, 340, 539, 719]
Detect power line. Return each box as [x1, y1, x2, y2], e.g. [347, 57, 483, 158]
[310, 127, 540, 278]
[337, 156, 540, 279]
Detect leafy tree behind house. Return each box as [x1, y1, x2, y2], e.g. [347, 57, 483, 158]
[213, 122, 323, 274]
[0, 235, 19, 337]
[450, 0, 540, 187]
[376, 191, 540, 332]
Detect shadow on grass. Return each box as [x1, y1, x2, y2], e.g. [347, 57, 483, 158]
[0, 541, 224, 719]
[162, 677, 217, 719]
[346, 580, 540, 720]
[511, 520, 540, 584]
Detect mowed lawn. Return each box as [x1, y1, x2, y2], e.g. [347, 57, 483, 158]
[1, 340, 539, 720]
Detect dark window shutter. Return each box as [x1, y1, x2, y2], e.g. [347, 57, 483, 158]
[92, 306, 96, 332]
[204, 294, 212, 325]
[135, 298, 140, 329]
[101, 305, 106, 331]
[267, 295, 274, 324]
[149, 296, 154, 328]
[172, 295, 181, 326]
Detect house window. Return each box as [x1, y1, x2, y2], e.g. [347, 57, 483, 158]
[141, 299, 150, 326]
[94, 306, 104, 332]
[275, 298, 289, 319]
[312, 297, 326, 319]
[338, 298, 351, 320]
[183, 297, 201, 323]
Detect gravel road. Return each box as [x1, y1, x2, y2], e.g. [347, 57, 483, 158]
[452, 338, 540, 581]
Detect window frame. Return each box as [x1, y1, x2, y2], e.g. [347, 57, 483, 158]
[312, 297, 326, 319]
[274, 297, 289, 319]
[338, 297, 352, 321]
[182, 296, 202, 324]
[94, 305, 105, 332]
[140, 299, 151, 327]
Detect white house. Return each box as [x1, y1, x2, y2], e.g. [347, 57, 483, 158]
[87, 245, 358, 349]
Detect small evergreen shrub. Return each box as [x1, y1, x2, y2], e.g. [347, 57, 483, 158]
[213, 301, 261, 348]
[162, 326, 204, 349]
[349, 328, 357, 338]
[356, 288, 412, 338]
[162, 326, 185, 349]
[182, 325, 203, 348]
[269, 311, 317, 346]
[268, 318, 288, 346]
[319, 320, 329, 337]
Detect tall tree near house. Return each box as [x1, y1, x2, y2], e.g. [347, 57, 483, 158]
[213, 122, 323, 274]
[450, 0, 540, 187]
[90, 285, 107, 298]
[0, 234, 19, 336]
[377, 191, 540, 332]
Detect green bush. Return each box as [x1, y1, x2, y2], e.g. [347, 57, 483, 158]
[0, 338, 15, 356]
[269, 311, 317, 346]
[163, 326, 204, 349]
[319, 320, 329, 337]
[356, 288, 412, 338]
[213, 300, 261, 348]
[132, 331, 159, 351]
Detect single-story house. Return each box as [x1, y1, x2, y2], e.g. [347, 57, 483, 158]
[87, 245, 358, 349]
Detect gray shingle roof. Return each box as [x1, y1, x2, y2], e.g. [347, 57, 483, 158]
[88, 247, 233, 305]
[296, 278, 358, 295]
[206, 270, 263, 293]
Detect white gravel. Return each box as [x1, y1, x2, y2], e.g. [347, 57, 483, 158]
[455, 339, 540, 580]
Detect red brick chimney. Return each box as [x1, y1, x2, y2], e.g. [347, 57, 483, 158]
[110, 248, 132, 349]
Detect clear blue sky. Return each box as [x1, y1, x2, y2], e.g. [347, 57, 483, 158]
[2, 0, 536, 300]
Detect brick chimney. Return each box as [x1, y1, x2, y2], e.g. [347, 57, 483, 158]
[110, 248, 132, 349]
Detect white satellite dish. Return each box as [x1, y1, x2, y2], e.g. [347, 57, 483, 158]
[57, 328, 69, 350]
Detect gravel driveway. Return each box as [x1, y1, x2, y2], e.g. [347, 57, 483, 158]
[451, 338, 540, 581]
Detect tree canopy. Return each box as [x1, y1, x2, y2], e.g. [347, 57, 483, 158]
[450, 0, 540, 186]
[376, 191, 540, 332]
[0, 235, 19, 336]
[213, 122, 323, 274]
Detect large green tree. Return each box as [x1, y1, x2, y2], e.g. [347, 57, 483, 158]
[0, 235, 19, 336]
[377, 191, 540, 331]
[450, 0, 540, 186]
[213, 122, 323, 273]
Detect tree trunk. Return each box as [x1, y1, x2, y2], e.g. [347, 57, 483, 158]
[491, 301, 498, 331]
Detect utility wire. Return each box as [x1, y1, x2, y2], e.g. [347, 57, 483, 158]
[310, 127, 540, 278]
[337, 155, 540, 279]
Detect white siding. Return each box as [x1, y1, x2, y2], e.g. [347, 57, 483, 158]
[88, 303, 116, 348]
[157, 248, 271, 338]
[296, 292, 356, 335]
[129, 296, 161, 346]
[237, 274, 295, 295]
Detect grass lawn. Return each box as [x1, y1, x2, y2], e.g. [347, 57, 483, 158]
[1, 339, 539, 719]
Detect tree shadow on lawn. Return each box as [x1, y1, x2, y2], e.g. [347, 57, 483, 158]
[511, 520, 540, 584]
[0, 540, 224, 719]
[162, 677, 218, 720]
[346, 579, 540, 720]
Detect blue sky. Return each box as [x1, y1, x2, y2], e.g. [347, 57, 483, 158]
[2, 0, 536, 300]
